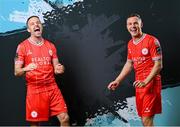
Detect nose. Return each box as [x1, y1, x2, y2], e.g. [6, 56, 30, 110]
[34, 22, 39, 26]
[131, 23, 136, 27]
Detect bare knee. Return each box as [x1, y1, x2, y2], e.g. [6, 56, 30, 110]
[142, 116, 154, 127]
[57, 113, 70, 126]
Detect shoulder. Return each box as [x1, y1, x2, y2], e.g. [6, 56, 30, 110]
[127, 39, 133, 49]
[18, 39, 29, 46]
[44, 39, 57, 50]
[128, 39, 133, 45]
[17, 39, 29, 50]
[16, 40, 29, 54]
[44, 39, 55, 46]
[149, 34, 161, 47]
[146, 34, 159, 42]
[143, 34, 160, 47]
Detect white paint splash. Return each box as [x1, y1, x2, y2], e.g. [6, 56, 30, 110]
[9, 0, 53, 23]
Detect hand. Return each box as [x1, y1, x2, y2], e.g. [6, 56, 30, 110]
[23, 63, 37, 72]
[133, 80, 146, 88]
[55, 64, 64, 74]
[107, 80, 119, 91]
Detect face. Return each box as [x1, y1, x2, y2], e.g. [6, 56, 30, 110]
[126, 16, 143, 38]
[27, 17, 43, 38]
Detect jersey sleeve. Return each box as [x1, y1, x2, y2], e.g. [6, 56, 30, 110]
[15, 43, 25, 65]
[127, 42, 132, 61]
[149, 37, 162, 61]
[51, 43, 58, 59]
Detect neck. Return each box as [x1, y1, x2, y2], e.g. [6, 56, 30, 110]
[133, 32, 143, 41]
[30, 36, 42, 42]
[132, 33, 146, 45]
[29, 37, 44, 45]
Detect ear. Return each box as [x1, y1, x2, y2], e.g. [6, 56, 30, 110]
[27, 28, 30, 33]
[141, 22, 143, 28]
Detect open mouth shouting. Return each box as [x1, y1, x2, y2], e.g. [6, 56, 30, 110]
[34, 27, 40, 32]
[33, 27, 42, 37]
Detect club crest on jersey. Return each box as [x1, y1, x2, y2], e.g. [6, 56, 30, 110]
[49, 50, 53, 56]
[142, 48, 148, 55]
[31, 111, 38, 118]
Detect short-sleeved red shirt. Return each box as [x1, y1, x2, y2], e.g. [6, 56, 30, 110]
[15, 39, 58, 92]
[127, 34, 162, 81]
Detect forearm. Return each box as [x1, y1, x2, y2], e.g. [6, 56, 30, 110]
[115, 60, 133, 83]
[52, 58, 64, 74]
[14, 67, 25, 76]
[53, 58, 60, 70]
[143, 60, 162, 85]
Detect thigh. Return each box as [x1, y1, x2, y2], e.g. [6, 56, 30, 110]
[49, 88, 68, 116]
[26, 92, 49, 122]
[141, 92, 157, 117]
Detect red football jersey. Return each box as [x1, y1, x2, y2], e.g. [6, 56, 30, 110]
[15, 39, 58, 92]
[127, 34, 162, 81]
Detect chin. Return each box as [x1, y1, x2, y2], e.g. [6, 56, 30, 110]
[35, 35, 42, 38]
[131, 34, 137, 37]
[131, 33, 140, 37]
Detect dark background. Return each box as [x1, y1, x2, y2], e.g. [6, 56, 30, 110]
[0, 0, 180, 125]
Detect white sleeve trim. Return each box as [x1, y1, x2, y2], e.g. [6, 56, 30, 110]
[15, 60, 24, 65]
[52, 58, 58, 60]
[127, 59, 133, 62]
[152, 56, 162, 61]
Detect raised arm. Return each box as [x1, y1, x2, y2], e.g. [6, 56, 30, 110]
[14, 62, 37, 76]
[52, 58, 65, 74]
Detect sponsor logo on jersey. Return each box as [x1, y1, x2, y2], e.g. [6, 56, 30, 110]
[31, 57, 51, 65]
[132, 57, 146, 64]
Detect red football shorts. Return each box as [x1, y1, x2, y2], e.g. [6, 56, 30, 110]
[135, 78, 162, 117]
[26, 87, 68, 121]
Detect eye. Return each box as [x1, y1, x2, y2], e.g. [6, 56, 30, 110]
[134, 22, 138, 25]
[29, 22, 35, 26]
[36, 21, 41, 24]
